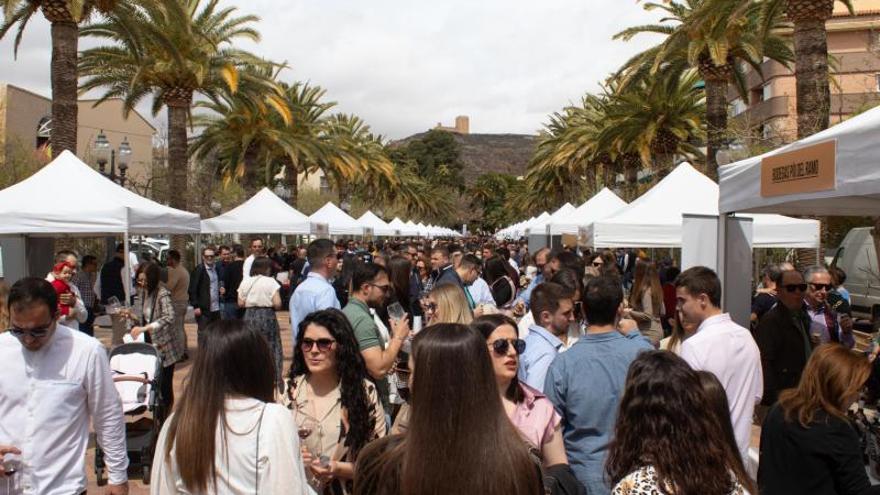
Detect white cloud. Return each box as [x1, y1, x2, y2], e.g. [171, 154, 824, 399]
[0, 0, 665, 139]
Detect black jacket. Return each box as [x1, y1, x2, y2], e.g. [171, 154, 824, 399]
[99, 256, 126, 304]
[222, 260, 244, 303]
[755, 303, 812, 406]
[759, 405, 880, 495]
[188, 263, 219, 312]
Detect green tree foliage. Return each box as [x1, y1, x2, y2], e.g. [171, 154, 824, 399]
[397, 130, 466, 193]
[469, 173, 525, 231]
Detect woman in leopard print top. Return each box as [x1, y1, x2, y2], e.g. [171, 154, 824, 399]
[606, 351, 754, 495]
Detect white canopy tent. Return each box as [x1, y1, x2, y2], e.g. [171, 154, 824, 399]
[357, 211, 397, 237]
[0, 150, 200, 235]
[389, 218, 418, 237]
[720, 105, 880, 216]
[548, 188, 628, 235]
[586, 162, 820, 248]
[523, 212, 551, 235]
[310, 202, 365, 236]
[0, 150, 200, 300]
[201, 188, 317, 234]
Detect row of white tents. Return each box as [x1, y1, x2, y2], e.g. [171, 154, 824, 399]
[496, 161, 820, 249]
[0, 151, 461, 239]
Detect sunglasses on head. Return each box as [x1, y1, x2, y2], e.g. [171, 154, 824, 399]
[301, 338, 336, 353]
[490, 338, 526, 356]
[8, 321, 53, 339]
[783, 283, 808, 293]
[809, 283, 833, 292]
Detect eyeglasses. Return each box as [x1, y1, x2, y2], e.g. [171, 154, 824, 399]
[423, 302, 437, 312]
[370, 283, 392, 293]
[809, 283, 833, 292]
[8, 321, 54, 339]
[301, 338, 336, 353]
[783, 283, 808, 293]
[592, 261, 603, 267]
[489, 338, 526, 356]
[203, 254, 215, 259]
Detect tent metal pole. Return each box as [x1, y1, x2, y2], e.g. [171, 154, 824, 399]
[123, 232, 131, 307]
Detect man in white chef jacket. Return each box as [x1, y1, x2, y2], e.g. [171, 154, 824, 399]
[0, 278, 129, 495]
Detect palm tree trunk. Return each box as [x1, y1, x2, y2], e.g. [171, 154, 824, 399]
[242, 144, 259, 198]
[166, 98, 191, 254]
[622, 153, 641, 202]
[285, 159, 299, 208]
[48, 18, 78, 157]
[703, 76, 729, 182]
[787, 0, 833, 138]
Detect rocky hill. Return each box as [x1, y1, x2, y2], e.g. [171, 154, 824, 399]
[397, 132, 537, 184]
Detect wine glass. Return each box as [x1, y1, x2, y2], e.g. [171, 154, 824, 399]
[3, 453, 21, 493]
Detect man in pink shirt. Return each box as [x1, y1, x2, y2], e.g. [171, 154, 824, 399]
[675, 266, 762, 466]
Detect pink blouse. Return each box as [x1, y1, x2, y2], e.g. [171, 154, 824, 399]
[509, 382, 562, 449]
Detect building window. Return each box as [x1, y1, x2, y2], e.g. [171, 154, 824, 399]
[319, 176, 330, 194]
[730, 98, 747, 116]
[876, 74, 880, 92]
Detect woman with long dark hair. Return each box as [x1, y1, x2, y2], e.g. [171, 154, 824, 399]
[238, 256, 283, 389]
[386, 255, 420, 317]
[354, 323, 543, 495]
[471, 314, 566, 466]
[759, 344, 877, 495]
[333, 253, 359, 307]
[484, 256, 518, 309]
[285, 309, 385, 494]
[152, 320, 309, 493]
[607, 351, 753, 495]
[129, 261, 185, 410]
[627, 261, 664, 346]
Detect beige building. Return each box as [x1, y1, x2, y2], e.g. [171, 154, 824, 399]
[728, 0, 880, 145]
[434, 115, 470, 134]
[0, 83, 155, 185]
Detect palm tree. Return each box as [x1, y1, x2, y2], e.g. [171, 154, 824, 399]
[190, 64, 294, 198]
[776, 0, 853, 137]
[596, 69, 705, 179]
[615, 0, 793, 178]
[1, 0, 124, 157]
[79, 0, 265, 215]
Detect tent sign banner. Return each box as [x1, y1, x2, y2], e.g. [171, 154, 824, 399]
[760, 140, 836, 197]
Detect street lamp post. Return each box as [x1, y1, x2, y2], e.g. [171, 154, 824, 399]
[93, 130, 132, 187]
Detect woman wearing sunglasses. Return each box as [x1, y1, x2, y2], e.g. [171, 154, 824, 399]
[472, 314, 567, 467]
[284, 309, 385, 494]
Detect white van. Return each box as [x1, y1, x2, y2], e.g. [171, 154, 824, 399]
[831, 227, 880, 319]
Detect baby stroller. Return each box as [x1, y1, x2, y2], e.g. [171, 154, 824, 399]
[95, 342, 167, 485]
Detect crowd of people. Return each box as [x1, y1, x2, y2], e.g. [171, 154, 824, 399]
[1, 236, 879, 495]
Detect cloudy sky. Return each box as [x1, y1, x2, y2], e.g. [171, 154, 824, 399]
[0, 0, 665, 139]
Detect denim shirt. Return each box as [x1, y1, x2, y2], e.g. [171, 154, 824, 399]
[518, 325, 564, 393]
[544, 331, 653, 495]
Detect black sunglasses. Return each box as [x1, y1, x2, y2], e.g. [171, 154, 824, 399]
[370, 283, 392, 293]
[783, 283, 808, 293]
[809, 283, 833, 292]
[592, 261, 603, 267]
[8, 321, 54, 339]
[490, 338, 526, 356]
[301, 338, 336, 352]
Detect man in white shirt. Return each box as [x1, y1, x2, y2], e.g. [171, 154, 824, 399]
[242, 237, 265, 281]
[675, 266, 762, 464]
[0, 278, 129, 494]
[45, 250, 88, 332]
[289, 239, 340, 340]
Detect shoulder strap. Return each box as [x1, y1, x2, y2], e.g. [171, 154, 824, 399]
[254, 404, 267, 494]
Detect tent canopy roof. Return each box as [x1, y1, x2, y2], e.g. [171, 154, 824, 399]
[549, 188, 628, 235]
[357, 211, 397, 236]
[201, 188, 314, 234]
[588, 162, 819, 248]
[719, 105, 880, 216]
[310, 202, 363, 236]
[0, 150, 200, 235]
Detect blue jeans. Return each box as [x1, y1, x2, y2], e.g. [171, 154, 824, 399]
[221, 301, 242, 320]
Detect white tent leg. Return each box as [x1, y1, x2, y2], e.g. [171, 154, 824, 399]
[123, 232, 131, 307]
